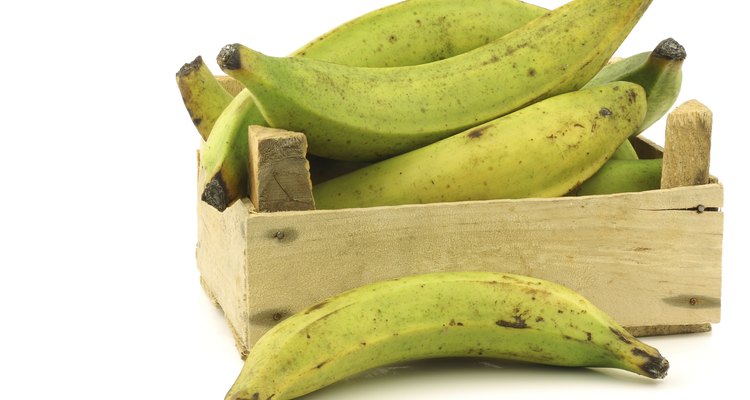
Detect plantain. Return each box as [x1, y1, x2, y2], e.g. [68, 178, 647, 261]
[585, 37, 686, 135]
[176, 56, 234, 141]
[571, 158, 662, 196]
[199, 0, 549, 211]
[225, 271, 669, 400]
[611, 139, 640, 160]
[218, 0, 653, 162]
[311, 82, 646, 210]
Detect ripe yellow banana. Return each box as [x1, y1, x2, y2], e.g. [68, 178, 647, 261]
[176, 56, 234, 141]
[199, 0, 549, 211]
[225, 271, 669, 400]
[571, 158, 662, 196]
[218, 0, 653, 162]
[585, 37, 686, 135]
[312, 82, 646, 210]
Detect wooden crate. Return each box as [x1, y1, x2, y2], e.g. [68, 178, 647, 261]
[196, 99, 722, 358]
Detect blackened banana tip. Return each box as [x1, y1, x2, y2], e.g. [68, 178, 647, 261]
[202, 174, 229, 212]
[643, 356, 669, 380]
[177, 55, 203, 77]
[634, 347, 670, 379]
[218, 44, 242, 70]
[653, 38, 686, 61]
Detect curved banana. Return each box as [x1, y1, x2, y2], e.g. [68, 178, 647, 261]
[293, 0, 548, 67]
[176, 56, 234, 141]
[200, 0, 549, 211]
[571, 158, 662, 196]
[199, 95, 261, 210]
[575, 38, 685, 163]
[585, 38, 686, 135]
[218, 0, 653, 162]
[225, 271, 669, 400]
[312, 82, 646, 210]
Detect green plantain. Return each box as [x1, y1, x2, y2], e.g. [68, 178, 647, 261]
[176, 56, 234, 141]
[312, 82, 646, 210]
[611, 139, 640, 160]
[218, 0, 653, 162]
[571, 158, 662, 196]
[585, 37, 686, 135]
[225, 271, 669, 400]
[199, 0, 549, 211]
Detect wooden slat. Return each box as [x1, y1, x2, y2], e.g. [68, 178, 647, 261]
[661, 100, 713, 189]
[236, 184, 722, 351]
[196, 188, 256, 353]
[248, 126, 315, 213]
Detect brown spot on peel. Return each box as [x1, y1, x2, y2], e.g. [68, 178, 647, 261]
[626, 89, 638, 104]
[304, 299, 330, 314]
[496, 315, 529, 329]
[609, 327, 632, 344]
[467, 126, 489, 139]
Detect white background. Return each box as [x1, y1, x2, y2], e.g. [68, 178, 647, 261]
[0, 0, 747, 399]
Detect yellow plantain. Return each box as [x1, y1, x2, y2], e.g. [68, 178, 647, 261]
[585, 37, 686, 135]
[218, 0, 653, 162]
[200, 0, 549, 211]
[571, 158, 662, 196]
[312, 82, 647, 209]
[176, 56, 234, 141]
[225, 271, 669, 400]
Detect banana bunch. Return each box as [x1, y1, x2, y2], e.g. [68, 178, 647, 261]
[313, 82, 646, 209]
[178, 0, 689, 211]
[224, 272, 669, 400]
[183, 0, 550, 211]
[218, 0, 653, 163]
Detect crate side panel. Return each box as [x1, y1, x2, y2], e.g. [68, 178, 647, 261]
[240, 185, 722, 349]
[196, 198, 254, 352]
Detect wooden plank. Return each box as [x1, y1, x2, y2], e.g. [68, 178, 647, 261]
[196, 151, 256, 354]
[235, 184, 722, 352]
[631, 136, 664, 160]
[626, 323, 712, 337]
[248, 126, 315, 212]
[661, 100, 713, 189]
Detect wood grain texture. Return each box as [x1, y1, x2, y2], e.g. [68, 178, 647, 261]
[248, 126, 315, 212]
[661, 100, 713, 189]
[195, 104, 723, 357]
[216, 75, 245, 97]
[230, 183, 723, 353]
[196, 148, 255, 353]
